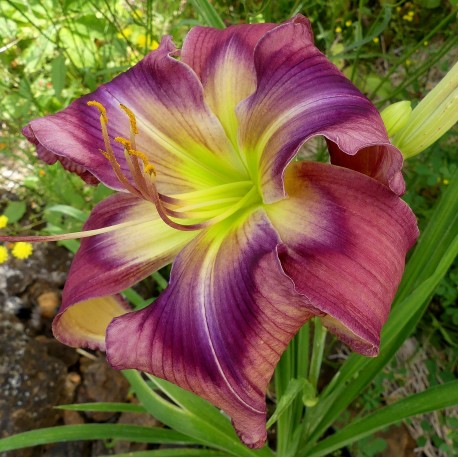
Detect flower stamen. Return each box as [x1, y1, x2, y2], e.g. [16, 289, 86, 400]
[88, 101, 258, 233]
[87, 102, 141, 197]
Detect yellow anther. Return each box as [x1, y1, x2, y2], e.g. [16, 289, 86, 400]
[128, 149, 149, 165]
[144, 164, 157, 176]
[87, 100, 108, 124]
[98, 148, 111, 160]
[114, 136, 132, 150]
[119, 104, 139, 134]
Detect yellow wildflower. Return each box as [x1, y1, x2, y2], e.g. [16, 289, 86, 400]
[373, 37, 380, 44]
[443, 179, 449, 185]
[335, 26, 342, 33]
[0, 245, 8, 264]
[151, 40, 159, 50]
[117, 27, 133, 39]
[0, 215, 8, 229]
[345, 20, 352, 27]
[12, 242, 33, 260]
[136, 35, 147, 47]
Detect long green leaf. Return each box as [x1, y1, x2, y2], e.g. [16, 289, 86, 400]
[266, 377, 308, 429]
[189, 0, 225, 28]
[308, 381, 458, 456]
[111, 448, 229, 457]
[146, 375, 233, 434]
[123, 370, 272, 457]
[45, 204, 88, 222]
[56, 402, 146, 413]
[0, 424, 194, 453]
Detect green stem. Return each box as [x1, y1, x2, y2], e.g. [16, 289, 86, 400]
[308, 318, 327, 390]
[274, 347, 293, 456]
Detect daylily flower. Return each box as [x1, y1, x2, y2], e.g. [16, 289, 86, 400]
[4, 15, 418, 448]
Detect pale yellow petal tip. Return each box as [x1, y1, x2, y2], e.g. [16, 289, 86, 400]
[0, 214, 8, 229]
[381, 101, 412, 137]
[0, 245, 8, 264]
[12, 241, 33, 260]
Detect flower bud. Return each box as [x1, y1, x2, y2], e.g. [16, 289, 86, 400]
[392, 60, 458, 159]
[381, 101, 412, 137]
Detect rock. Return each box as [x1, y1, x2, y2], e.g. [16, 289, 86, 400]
[63, 410, 85, 426]
[36, 291, 60, 318]
[114, 411, 161, 454]
[0, 312, 72, 455]
[77, 358, 130, 422]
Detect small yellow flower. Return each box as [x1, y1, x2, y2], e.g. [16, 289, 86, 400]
[443, 179, 449, 185]
[345, 20, 352, 27]
[39, 170, 46, 177]
[136, 35, 147, 47]
[408, 10, 415, 16]
[396, 6, 402, 13]
[405, 59, 411, 66]
[373, 37, 380, 44]
[335, 26, 342, 33]
[151, 40, 159, 50]
[423, 40, 429, 46]
[118, 27, 133, 39]
[12, 242, 33, 260]
[403, 14, 413, 22]
[0, 215, 8, 229]
[0, 245, 8, 264]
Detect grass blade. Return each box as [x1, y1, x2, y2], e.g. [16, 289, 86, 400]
[56, 402, 146, 413]
[0, 424, 195, 453]
[307, 381, 458, 456]
[111, 448, 229, 457]
[189, 0, 225, 28]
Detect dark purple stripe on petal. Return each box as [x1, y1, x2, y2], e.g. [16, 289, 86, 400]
[106, 208, 315, 448]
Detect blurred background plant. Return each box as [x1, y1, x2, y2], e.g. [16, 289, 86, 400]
[0, 0, 457, 456]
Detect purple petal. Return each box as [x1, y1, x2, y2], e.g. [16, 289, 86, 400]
[106, 209, 315, 448]
[266, 162, 418, 355]
[181, 22, 277, 145]
[24, 37, 243, 195]
[237, 16, 404, 203]
[53, 192, 197, 348]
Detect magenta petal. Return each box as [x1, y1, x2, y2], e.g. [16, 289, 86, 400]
[266, 162, 418, 355]
[237, 17, 404, 203]
[328, 142, 405, 195]
[53, 192, 196, 349]
[106, 209, 315, 448]
[181, 21, 277, 144]
[24, 37, 241, 194]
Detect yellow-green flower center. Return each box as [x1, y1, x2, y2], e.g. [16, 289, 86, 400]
[88, 101, 261, 232]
